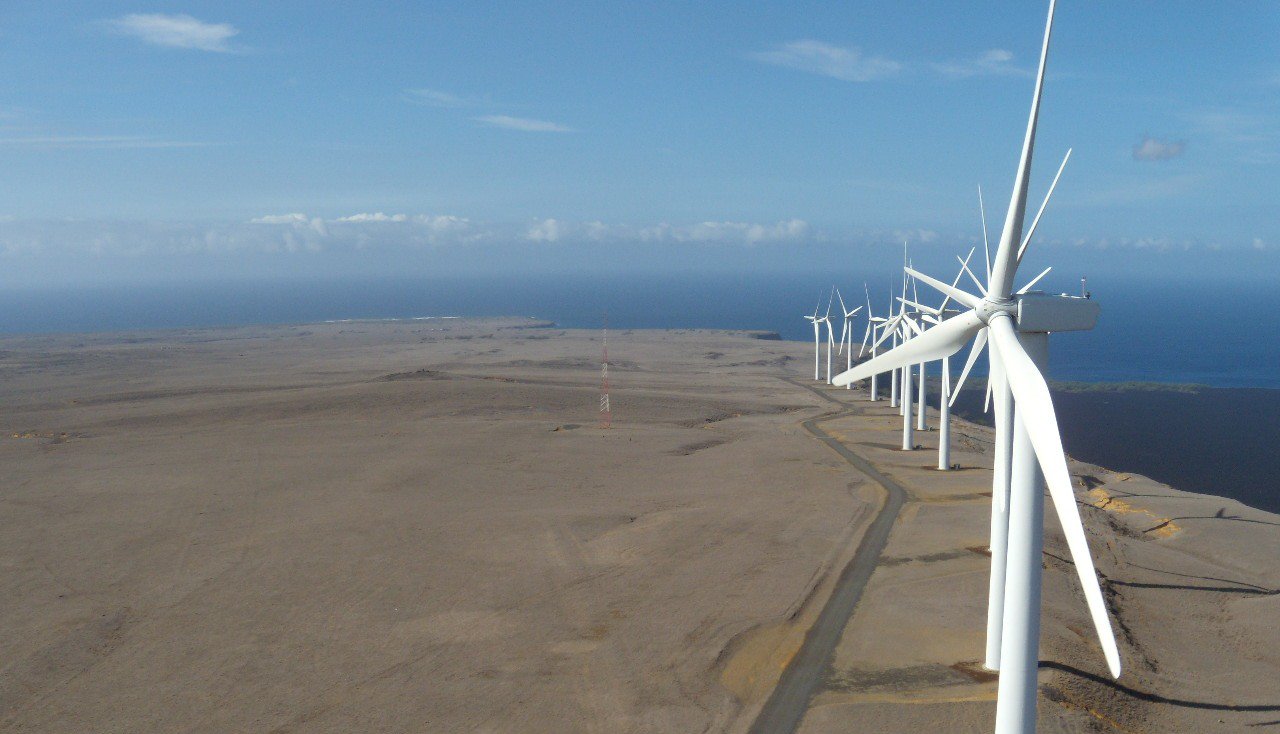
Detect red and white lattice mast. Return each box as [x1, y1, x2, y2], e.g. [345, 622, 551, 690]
[599, 314, 612, 428]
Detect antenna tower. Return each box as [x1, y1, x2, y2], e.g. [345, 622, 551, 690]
[599, 313, 612, 428]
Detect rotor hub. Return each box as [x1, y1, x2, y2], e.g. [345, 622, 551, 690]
[976, 298, 1017, 325]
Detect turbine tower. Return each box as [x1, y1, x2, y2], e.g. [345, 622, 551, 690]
[832, 3, 1120, 732]
[888, 290, 900, 407]
[804, 296, 822, 381]
[599, 314, 612, 429]
[859, 284, 882, 401]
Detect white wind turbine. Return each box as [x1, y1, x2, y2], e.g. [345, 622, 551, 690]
[857, 284, 884, 400]
[866, 277, 919, 408]
[865, 289, 922, 451]
[818, 288, 837, 384]
[898, 248, 978, 471]
[832, 3, 1119, 732]
[949, 190, 1056, 671]
[835, 289, 864, 389]
[803, 295, 822, 381]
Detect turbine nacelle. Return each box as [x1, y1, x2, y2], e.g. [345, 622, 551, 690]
[1014, 293, 1099, 333]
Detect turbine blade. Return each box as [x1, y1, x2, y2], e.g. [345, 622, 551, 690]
[833, 310, 983, 387]
[859, 321, 871, 358]
[988, 316, 1122, 679]
[1017, 266, 1053, 295]
[979, 185, 992, 283]
[905, 267, 982, 310]
[837, 288, 847, 315]
[870, 316, 901, 351]
[1017, 148, 1073, 263]
[959, 255, 986, 294]
[984, 377, 993, 413]
[940, 247, 978, 313]
[898, 297, 941, 316]
[988, 0, 1058, 299]
[949, 327, 988, 406]
[903, 315, 925, 336]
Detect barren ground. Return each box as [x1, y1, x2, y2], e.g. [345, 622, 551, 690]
[0, 319, 1275, 732]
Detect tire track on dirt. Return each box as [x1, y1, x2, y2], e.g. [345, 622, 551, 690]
[748, 378, 908, 734]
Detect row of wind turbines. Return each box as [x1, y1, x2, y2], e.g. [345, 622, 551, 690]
[801, 2, 1117, 733]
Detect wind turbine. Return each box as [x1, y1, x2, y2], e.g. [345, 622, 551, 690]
[860, 280, 921, 449]
[803, 296, 822, 381]
[818, 288, 836, 384]
[866, 293, 920, 450]
[858, 284, 883, 400]
[832, 3, 1119, 733]
[899, 248, 978, 471]
[835, 289, 864, 389]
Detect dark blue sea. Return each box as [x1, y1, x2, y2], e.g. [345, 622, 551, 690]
[0, 272, 1274, 389]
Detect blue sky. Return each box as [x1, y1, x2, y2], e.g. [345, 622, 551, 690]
[0, 1, 1277, 284]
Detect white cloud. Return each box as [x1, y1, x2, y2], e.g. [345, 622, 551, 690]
[933, 49, 1029, 78]
[691, 217, 808, 243]
[6, 216, 1274, 260]
[526, 218, 563, 242]
[334, 212, 408, 223]
[637, 219, 810, 244]
[753, 40, 901, 82]
[414, 214, 472, 233]
[105, 14, 240, 53]
[403, 89, 482, 108]
[249, 213, 328, 236]
[250, 213, 309, 225]
[1132, 136, 1186, 162]
[583, 221, 610, 240]
[521, 218, 810, 245]
[475, 115, 574, 133]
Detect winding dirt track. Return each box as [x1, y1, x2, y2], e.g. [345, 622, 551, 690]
[748, 379, 909, 734]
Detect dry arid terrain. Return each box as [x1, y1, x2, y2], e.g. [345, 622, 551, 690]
[0, 318, 1276, 733]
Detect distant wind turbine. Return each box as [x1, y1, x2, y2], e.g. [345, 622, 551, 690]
[898, 248, 978, 471]
[818, 288, 836, 384]
[835, 288, 863, 389]
[803, 295, 822, 381]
